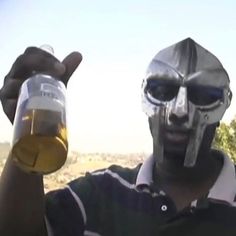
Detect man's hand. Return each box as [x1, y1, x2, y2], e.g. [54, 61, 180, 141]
[0, 47, 82, 123]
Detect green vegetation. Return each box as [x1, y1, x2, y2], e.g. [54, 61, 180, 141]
[213, 118, 236, 163]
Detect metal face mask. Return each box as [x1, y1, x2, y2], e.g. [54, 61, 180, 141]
[142, 38, 232, 167]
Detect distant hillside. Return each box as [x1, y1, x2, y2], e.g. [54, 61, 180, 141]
[0, 143, 148, 192]
[43, 152, 147, 192]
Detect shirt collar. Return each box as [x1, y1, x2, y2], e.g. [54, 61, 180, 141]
[136, 155, 154, 187]
[208, 150, 236, 203]
[136, 151, 236, 204]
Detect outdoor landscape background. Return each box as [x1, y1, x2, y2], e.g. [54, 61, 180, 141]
[0, 1, 236, 191]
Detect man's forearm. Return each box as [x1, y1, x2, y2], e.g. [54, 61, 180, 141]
[0, 155, 47, 236]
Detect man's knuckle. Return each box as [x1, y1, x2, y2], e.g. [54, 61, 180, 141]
[24, 47, 39, 55]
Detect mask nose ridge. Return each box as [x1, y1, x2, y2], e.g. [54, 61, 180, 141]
[169, 86, 189, 124]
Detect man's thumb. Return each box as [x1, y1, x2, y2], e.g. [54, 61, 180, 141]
[61, 52, 83, 85]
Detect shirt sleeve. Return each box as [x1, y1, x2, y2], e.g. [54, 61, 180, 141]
[45, 172, 99, 236]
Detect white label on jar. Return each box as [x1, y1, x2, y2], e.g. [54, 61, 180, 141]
[26, 96, 64, 112]
[40, 83, 62, 101]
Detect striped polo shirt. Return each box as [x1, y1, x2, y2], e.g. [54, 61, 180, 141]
[45, 150, 236, 236]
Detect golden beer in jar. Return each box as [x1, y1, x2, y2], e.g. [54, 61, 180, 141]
[11, 74, 68, 174]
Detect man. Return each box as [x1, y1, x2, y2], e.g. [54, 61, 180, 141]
[0, 38, 235, 236]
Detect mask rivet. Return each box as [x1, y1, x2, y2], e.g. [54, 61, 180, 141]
[204, 114, 209, 120]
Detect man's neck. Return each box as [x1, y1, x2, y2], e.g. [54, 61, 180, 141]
[154, 149, 223, 188]
[153, 150, 223, 211]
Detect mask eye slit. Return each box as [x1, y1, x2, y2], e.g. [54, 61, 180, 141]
[145, 79, 179, 102]
[187, 86, 223, 106]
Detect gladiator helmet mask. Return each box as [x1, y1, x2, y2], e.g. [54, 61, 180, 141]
[142, 38, 232, 167]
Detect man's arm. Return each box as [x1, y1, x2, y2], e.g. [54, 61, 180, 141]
[0, 47, 82, 236]
[0, 156, 46, 236]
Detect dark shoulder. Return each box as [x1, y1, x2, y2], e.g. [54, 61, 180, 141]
[89, 163, 142, 185]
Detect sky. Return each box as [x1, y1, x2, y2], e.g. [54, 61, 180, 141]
[0, 0, 235, 153]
